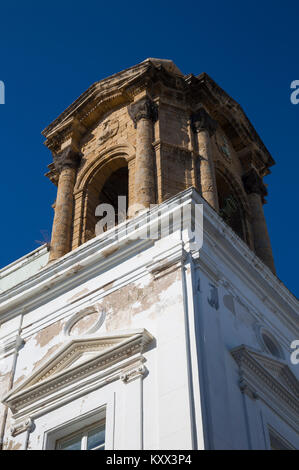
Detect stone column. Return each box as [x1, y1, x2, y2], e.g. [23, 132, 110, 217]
[192, 108, 219, 211]
[49, 147, 81, 262]
[243, 168, 276, 274]
[129, 97, 157, 214]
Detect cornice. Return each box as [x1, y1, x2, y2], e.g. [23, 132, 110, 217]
[3, 329, 153, 418]
[191, 73, 275, 171]
[42, 60, 275, 174]
[0, 188, 297, 335]
[231, 345, 299, 430]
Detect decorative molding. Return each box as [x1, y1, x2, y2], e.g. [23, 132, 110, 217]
[11, 416, 34, 437]
[146, 243, 187, 279]
[128, 97, 158, 127]
[63, 304, 106, 337]
[53, 146, 82, 173]
[120, 362, 146, 383]
[231, 345, 299, 430]
[191, 108, 218, 137]
[0, 188, 297, 338]
[2, 329, 154, 418]
[0, 334, 24, 359]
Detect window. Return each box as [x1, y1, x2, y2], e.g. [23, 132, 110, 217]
[56, 421, 105, 450]
[216, 171, 246, 242]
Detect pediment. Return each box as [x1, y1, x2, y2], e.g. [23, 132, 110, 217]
[231, 345, 299, 422]
[42, 60, 154, 144]
[3, 329, 153, 415]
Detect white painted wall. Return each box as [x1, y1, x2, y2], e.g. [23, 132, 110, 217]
[0, 189, 298, 450]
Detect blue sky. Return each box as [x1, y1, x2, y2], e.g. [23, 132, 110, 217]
[0, 1, 298, 297]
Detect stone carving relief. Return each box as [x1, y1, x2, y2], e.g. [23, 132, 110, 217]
[97, 118, 119, 145]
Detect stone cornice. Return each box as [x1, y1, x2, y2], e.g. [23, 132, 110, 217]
[0, 188, 297, 335]
[231, 345, 299, 430]
[190, 72, 275, 171]
[42, 59, 275, 175]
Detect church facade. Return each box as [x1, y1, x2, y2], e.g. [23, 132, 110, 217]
[0, 59, 298, 450]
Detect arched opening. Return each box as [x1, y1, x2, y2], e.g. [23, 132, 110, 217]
[98, 166, 129, 226]
[83, 157, 129, 242]
[216, 171, 246, 241]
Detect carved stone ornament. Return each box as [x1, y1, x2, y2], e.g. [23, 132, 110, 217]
[120, 363, 146, 383]
[11, 417, 34, 437]
[242, 168, 267, 197]
[53, 146, 82, 173]
[191, 108, 218, 137]
[97, 118, 119, 144]
[128, 97, 158, 127]
[231, 345, 299, 429]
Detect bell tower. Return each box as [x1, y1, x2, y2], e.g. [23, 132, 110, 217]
[43, 58, 275, 274]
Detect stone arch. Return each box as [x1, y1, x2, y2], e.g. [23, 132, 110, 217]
[214, 161, 252, 246]
[75, 143, 135, 191]
[72, 144, 135, 248]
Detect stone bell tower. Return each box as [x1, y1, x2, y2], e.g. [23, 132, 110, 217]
[43, 58, 275, 274]
[2, 59, 299, 452]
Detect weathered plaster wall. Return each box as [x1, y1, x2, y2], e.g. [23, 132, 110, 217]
[0, 191, 298, 450]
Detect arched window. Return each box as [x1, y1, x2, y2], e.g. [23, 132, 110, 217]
[83, 157, 129, 242]
[216, 171, 246, 241]
[98, 166, 129, 230]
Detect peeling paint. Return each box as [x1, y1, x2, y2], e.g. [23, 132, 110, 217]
[5, 440, 22, 451]
[102, 246, 119, 258]
[68, 288, 90, 303]
[32, 344, 61, 373]
[99, 268, 182, 330]
[35, 320, 63, 348]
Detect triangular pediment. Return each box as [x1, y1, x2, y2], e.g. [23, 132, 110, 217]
[3, 329, 153, 415]
[231, 345, 299, 422]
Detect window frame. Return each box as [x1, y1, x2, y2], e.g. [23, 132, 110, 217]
[56, 419, 106, 450]
[44, 404, 109, 450]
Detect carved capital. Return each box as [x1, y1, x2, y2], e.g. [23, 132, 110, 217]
[191, 108, 218, 137]
[53, 146, 82, 173]
[242, 168, 267, 197]
[128, 98, 158, 128]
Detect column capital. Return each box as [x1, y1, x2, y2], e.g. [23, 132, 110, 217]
[242, 168, 267, 197]
[53, 146, 82, 173]
[191, 108, 218, 137]
[128, 97, 158, 128]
